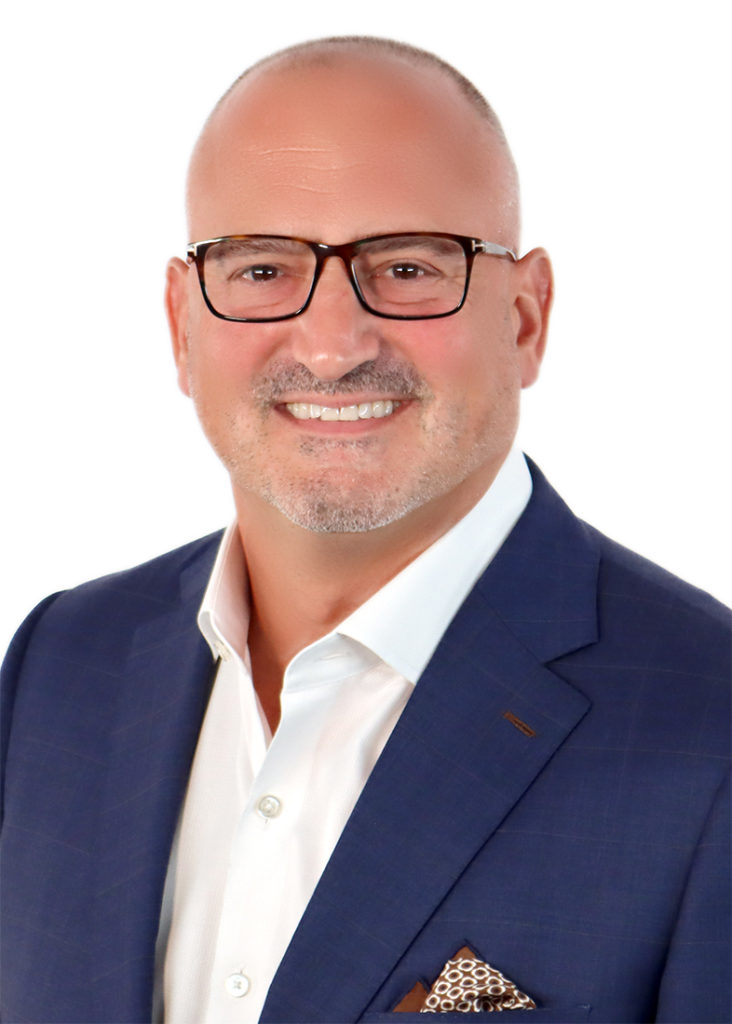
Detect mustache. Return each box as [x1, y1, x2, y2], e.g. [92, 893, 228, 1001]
[252, 358, 430, 404]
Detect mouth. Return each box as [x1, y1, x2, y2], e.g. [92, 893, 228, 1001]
[284, 399, 402, 422]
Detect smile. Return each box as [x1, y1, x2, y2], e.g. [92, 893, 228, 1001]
[285, 400, 401, 421]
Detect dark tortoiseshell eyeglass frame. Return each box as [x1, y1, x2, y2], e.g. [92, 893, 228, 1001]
[185, 231, 517, 323]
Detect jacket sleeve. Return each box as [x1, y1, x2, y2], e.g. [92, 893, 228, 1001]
[654, 768, 731, 1022]
[0, 593, 62, 824]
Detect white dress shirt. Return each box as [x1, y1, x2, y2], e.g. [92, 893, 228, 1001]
[156, 447, 531, 1023]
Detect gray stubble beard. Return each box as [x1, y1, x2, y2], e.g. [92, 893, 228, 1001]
[242, 358, 438, 533]
[195, 354, 515, 535]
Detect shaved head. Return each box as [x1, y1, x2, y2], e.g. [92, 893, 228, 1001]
[218, 36, 512, 147]
[186, 36, 521, 248]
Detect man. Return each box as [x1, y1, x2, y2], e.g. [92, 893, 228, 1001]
[1, 36, 729, 1024]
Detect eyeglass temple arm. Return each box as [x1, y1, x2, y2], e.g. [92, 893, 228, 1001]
[472, 240, 518, 261]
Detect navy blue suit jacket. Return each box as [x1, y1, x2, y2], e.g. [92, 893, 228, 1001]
[1, 464, 730, 1023]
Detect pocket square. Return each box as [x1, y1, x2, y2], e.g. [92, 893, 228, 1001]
[394, 945, 537, 1013]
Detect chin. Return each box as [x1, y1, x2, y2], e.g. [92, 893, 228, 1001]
[269, 496, 412, 534]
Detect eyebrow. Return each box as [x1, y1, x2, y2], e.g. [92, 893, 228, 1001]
[209, 237, 308, 259]
[359, 235, 461, 256]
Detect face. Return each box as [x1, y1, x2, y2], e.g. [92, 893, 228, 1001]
[167, 55, 552, 536]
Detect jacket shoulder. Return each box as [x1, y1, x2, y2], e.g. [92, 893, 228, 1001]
[2, 531, 222, 713]
[589, 523, 730, 647]
[1, 531, 222, 804]
[18, 529, 222, 645]
[560, 523, 731, 759]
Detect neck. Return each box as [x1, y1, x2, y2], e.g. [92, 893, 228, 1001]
[238, 497, 436, 662]
[234, 469, 498, 731]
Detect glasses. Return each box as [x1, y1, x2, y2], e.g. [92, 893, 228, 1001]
[186, 232, 517, 322]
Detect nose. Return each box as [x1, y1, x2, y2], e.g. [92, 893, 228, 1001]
[288, 256, 381, 381]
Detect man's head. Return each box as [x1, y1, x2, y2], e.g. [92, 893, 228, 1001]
[166, 37, 552, 536]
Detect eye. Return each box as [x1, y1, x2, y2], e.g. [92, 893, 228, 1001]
[230, 263, 281, 283]
[386, 262, 428, 280]
[375, 258, 442, 282]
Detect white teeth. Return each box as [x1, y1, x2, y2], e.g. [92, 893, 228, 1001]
[286, 399, 400, 421]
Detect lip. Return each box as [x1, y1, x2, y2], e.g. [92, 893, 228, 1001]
[275, 393, 410, 406]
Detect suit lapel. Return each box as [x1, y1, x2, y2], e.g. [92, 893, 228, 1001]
[262, 466, 599, 1022]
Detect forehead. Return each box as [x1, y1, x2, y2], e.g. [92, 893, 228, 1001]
[187, 54, 509, 243]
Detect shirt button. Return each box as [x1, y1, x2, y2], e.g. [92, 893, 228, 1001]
[225, 972, 250, 998]
[257, 794, 281, 819]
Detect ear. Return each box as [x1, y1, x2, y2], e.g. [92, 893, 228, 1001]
[511, 247, 553, 388]
[165, 257, 192, 397]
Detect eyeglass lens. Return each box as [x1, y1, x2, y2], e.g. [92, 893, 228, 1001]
[201, 235, 469, 320]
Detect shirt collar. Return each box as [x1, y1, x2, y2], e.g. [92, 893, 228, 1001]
[337, 446, 531, 681]
[198, 446, 531, 682]
[197, 522, 250, 663]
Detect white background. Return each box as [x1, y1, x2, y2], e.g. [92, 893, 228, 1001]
[2, 0, 730, 651]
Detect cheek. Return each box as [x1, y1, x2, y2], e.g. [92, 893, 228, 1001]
[184, 344, 255, 452]
[186, 320, 273, 402]
[420, 322, 522, 436]
[425, 325, 516, 399]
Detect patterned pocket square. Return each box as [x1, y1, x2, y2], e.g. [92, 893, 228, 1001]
[394, 945, 537, 1013]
